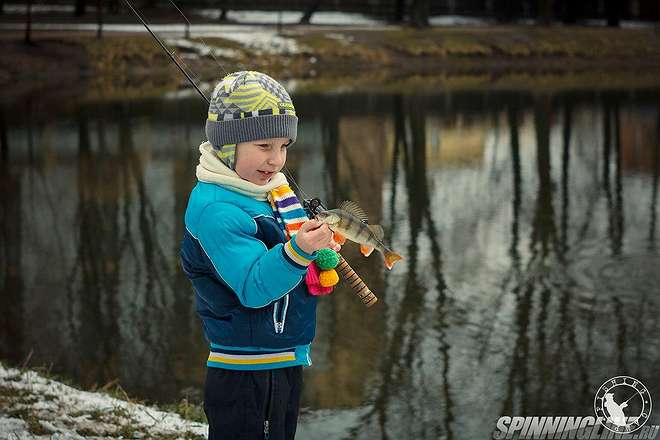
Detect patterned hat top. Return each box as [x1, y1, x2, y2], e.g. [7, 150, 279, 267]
[208, 71, 296, 121]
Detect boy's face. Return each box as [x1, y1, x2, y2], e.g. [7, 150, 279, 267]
[234, 137, 290, 185]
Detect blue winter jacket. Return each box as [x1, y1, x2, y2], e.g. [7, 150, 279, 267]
[180, 181, 318, 370]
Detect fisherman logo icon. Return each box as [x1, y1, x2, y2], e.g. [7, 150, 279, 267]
[594, 376, 652, 433]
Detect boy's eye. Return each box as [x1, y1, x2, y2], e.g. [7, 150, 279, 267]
[256, 143, 288, 150]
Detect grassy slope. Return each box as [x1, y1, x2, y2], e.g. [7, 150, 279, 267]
[2, 25, 660, 99]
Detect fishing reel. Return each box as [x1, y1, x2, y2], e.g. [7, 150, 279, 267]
[302, 197, 327, 219]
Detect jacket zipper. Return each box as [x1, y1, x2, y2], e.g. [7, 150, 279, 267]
[263, 370, 274, 440]
[272, 294, 289, 334]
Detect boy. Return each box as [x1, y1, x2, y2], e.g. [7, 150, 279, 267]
[180, 71, 339, 440]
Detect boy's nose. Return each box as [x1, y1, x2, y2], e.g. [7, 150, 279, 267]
[267, 150, 285, 167]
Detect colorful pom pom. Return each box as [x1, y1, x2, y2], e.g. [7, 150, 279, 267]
[305, 262, 334, 296]
[319, 269, 339, 287]
[316, 248, 340, 270]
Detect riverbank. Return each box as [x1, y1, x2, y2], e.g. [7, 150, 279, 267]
[2, 24, 660, 100]
[0, 362, 207, 439]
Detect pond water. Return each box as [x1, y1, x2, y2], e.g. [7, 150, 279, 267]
[1, 87, 659, 439]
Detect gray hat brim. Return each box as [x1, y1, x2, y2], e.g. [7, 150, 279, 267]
[206, 114, 298, 147]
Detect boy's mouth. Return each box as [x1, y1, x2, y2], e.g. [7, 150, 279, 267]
[258, 170, 274, 178]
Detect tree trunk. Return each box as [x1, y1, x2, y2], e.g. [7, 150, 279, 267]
[605, 0, 622, 27]
[538, 0, 554, 25]
[393, 0, 405, 22]
[24, 0, 32, 44]
[96, 0, 103, 39]
[507, 0, 519, 22]
[496, 0, 518, 22]
[561, 0, 578, 24]
[108, 0, 121, 14]
[74, 0, 87, 17]
[409, 0, 430, 28]
[300, 0, 322, 25]
[219, 8, 228, 21]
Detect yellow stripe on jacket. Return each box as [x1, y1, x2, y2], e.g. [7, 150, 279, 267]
[208, 352, 296, 365]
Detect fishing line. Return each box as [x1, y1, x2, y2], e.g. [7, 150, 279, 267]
[131, 0, 204, 98]
[167, 0, 229, 77]
[123, 0, 209, 104]
[283, 164, 314, 205]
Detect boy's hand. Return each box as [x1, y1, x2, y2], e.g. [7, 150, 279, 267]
[295, 220, 341, 255]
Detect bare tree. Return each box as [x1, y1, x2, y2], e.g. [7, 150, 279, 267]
[24, 0, 32, 44]
[217, 2, 228, 22]
[108, 0, 122, 14]
[605, 0, 623, 27]
[495, 0, 519, 22]
[538, 0, 555, 25]
[393, 0, 405, 22]
[559, 0, 579, 24]
[300, 0, 322, 24]
[409, 0, 430, 27]
[74, 0, 87, 17]
[97, 0, 103, 39]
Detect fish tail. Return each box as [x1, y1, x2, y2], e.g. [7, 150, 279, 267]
[383, 250, 402, 270]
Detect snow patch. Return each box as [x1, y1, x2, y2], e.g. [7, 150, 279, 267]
[164, 37, 241, 59]
[0, 364, 208, 439]
[429, 15, 492, 26]
[194, 10, 386, 26]
[216, 30, 300, 55]
[4, 4, 96, 14]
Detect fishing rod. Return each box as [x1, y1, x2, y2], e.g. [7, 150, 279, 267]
[122, 0, 208, 104]
[123, 0, 378, 307]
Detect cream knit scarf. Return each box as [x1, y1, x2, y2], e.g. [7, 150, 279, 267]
[195, 141, 287, 201]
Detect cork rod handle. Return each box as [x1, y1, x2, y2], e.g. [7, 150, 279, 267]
[335, 255, 378, 307]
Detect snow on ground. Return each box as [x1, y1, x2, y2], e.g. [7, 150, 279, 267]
[164, 37, 241, 59]
[0, 22, 302, 55]
[197, 29, 301, 55]
[0, 363, 207, 439]
[194, 10, 386, 26]
[3, 4, 97, 14]
[429, 15, 492, 26]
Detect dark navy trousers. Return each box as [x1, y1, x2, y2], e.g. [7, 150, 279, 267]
[204, 366, 303, 440]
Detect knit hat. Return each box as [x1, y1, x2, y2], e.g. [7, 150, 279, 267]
[206, 71, 298, 169]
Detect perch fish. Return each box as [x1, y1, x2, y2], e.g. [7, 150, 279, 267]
[316, 201, 403, 270]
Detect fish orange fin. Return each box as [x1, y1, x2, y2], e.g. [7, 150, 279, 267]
[333, 232, 347, 245]
[384, 251, 403, 270]
[360, 245, 375, 257]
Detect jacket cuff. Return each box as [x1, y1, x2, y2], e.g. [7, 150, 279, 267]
[282, 238, 317, 269]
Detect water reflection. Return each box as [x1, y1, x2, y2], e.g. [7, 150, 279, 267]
[1, 89, 660, 438]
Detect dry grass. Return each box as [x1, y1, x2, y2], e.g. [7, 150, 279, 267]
[1, 25, 659, 99]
